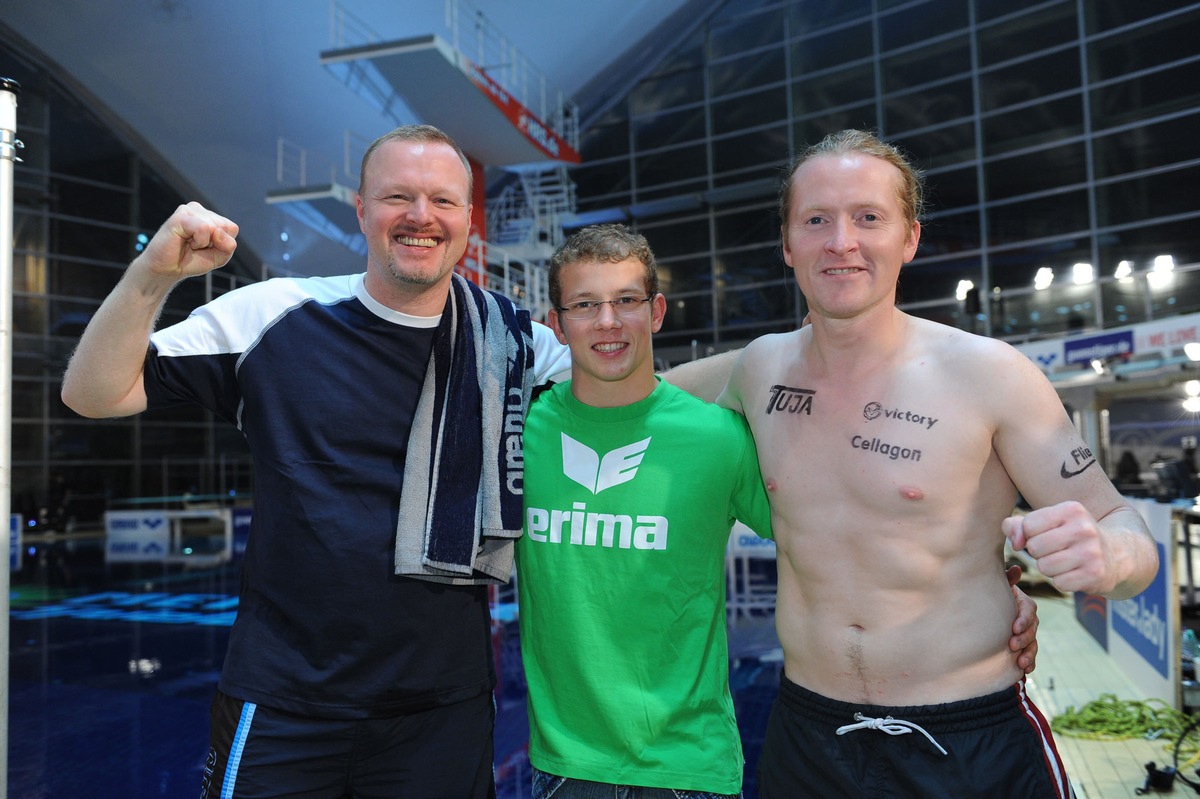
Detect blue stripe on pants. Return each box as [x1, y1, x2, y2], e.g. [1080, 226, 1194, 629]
[221, 702, 257, 799]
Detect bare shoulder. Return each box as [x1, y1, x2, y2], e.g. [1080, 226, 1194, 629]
[721, 330, 802, 410]
[908, 318, 1061, 434]
[910, 317, 1038, 380]
[741, 329, 803, 367]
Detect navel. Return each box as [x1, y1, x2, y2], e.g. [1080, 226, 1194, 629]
[899, 485, 925, 501]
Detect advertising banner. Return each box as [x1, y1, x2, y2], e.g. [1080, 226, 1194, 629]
[104, 511, 171, 563]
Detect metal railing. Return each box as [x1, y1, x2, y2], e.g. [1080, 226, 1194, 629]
[275, 131, 366, 190]
[328, 0, 578, 152]
[460, 236, 552, 321]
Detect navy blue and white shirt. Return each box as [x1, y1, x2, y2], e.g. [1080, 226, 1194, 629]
[145, 273, 570, 718]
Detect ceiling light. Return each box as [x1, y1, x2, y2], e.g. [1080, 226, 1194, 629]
[1090, 358, 1105, 375]
[1185, 397, 1200, 414]
[1147, 270, 1173, 291]
[1186, 342, 1200, 361]
[955, 280, 974, 302]
[1072, 263, 1094, 285]
[1114, 260, 1133, 281]
[1034, 267, 1054, 291]
[1187, 380, 1200, 398]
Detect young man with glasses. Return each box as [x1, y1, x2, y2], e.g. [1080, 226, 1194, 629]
[515, 223, 774, 798]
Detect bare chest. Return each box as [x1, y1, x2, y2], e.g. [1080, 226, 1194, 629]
[746, 372, 993, 520]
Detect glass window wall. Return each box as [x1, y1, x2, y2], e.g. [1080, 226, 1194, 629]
[1093, 112, 1200, 179]
[879, 0, 969, 50]
[982, 95, 1084, 156]
[633, 105, 707, 151]
[2, 35, 262, 525]
[712, 126, 789, 175]
[709, 48, 786, 98]
[708, 6, 786, 60]
[788, 0, 871, 32]
[790, 21, 873, 74]
[792, 63, 877, 114]
[1097, 165, 1200, 228]
[984, 142, 1088, 202]
[883, 78, 974, 133]
[1089, 8, 1200, 80]
[1091, 59, 1200, 128]
[1085, 1, 1195, 34]
[880, 37, 971, 94]
[978, 49, 1081, 114]
[572, 0, 1200, 350]
[893, 121, 976, 170]
[711, 87, 788, 137]
[977, 3, 1077, 66]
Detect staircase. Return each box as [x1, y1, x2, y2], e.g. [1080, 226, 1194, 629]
[488, 165, 576, 263]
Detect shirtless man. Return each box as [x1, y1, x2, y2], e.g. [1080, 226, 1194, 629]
[681, 129, 1158, 797]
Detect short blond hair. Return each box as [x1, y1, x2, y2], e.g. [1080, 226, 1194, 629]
[780, 129, 924, 233]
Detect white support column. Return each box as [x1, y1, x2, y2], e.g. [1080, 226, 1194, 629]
[0, 75, 23, 799]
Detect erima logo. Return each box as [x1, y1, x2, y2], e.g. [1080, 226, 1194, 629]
[561, 433, 650, 494]
[525, 433, 668, 550]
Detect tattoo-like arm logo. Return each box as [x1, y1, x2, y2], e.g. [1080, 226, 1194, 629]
[1060, 445, 1097, 478]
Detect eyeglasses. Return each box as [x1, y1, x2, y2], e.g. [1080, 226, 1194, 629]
[556, 296, 654, 321]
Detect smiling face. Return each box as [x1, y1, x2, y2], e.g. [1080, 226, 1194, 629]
[548, 257, 666, 408]
[781, 152, 921, 321]
[355, 139, 472, 313]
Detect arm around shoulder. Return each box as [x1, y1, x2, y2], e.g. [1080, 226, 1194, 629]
[659, 348, 742, 404]
[530, 320, 572, 385]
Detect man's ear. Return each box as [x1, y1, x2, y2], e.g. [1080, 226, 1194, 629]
[650, 293, 667, 334]
[903, 220, 921, 264]
[547, 308, 568, 346]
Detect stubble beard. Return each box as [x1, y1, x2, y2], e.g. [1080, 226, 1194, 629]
[381, 246, 455, 289]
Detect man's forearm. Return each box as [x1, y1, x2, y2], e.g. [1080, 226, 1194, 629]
[61, 269, 177, 418]
[1099, 505, 1160, 600]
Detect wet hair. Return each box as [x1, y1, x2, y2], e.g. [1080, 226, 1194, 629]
[358, 124, 473, 197]
[779, 129, 924, 236]
[548, 224, 660, 307]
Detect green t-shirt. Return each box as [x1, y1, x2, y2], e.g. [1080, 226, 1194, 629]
[517, 378, 772, 793]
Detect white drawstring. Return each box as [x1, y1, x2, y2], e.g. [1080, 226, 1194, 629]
[835, 712, 949, 756]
